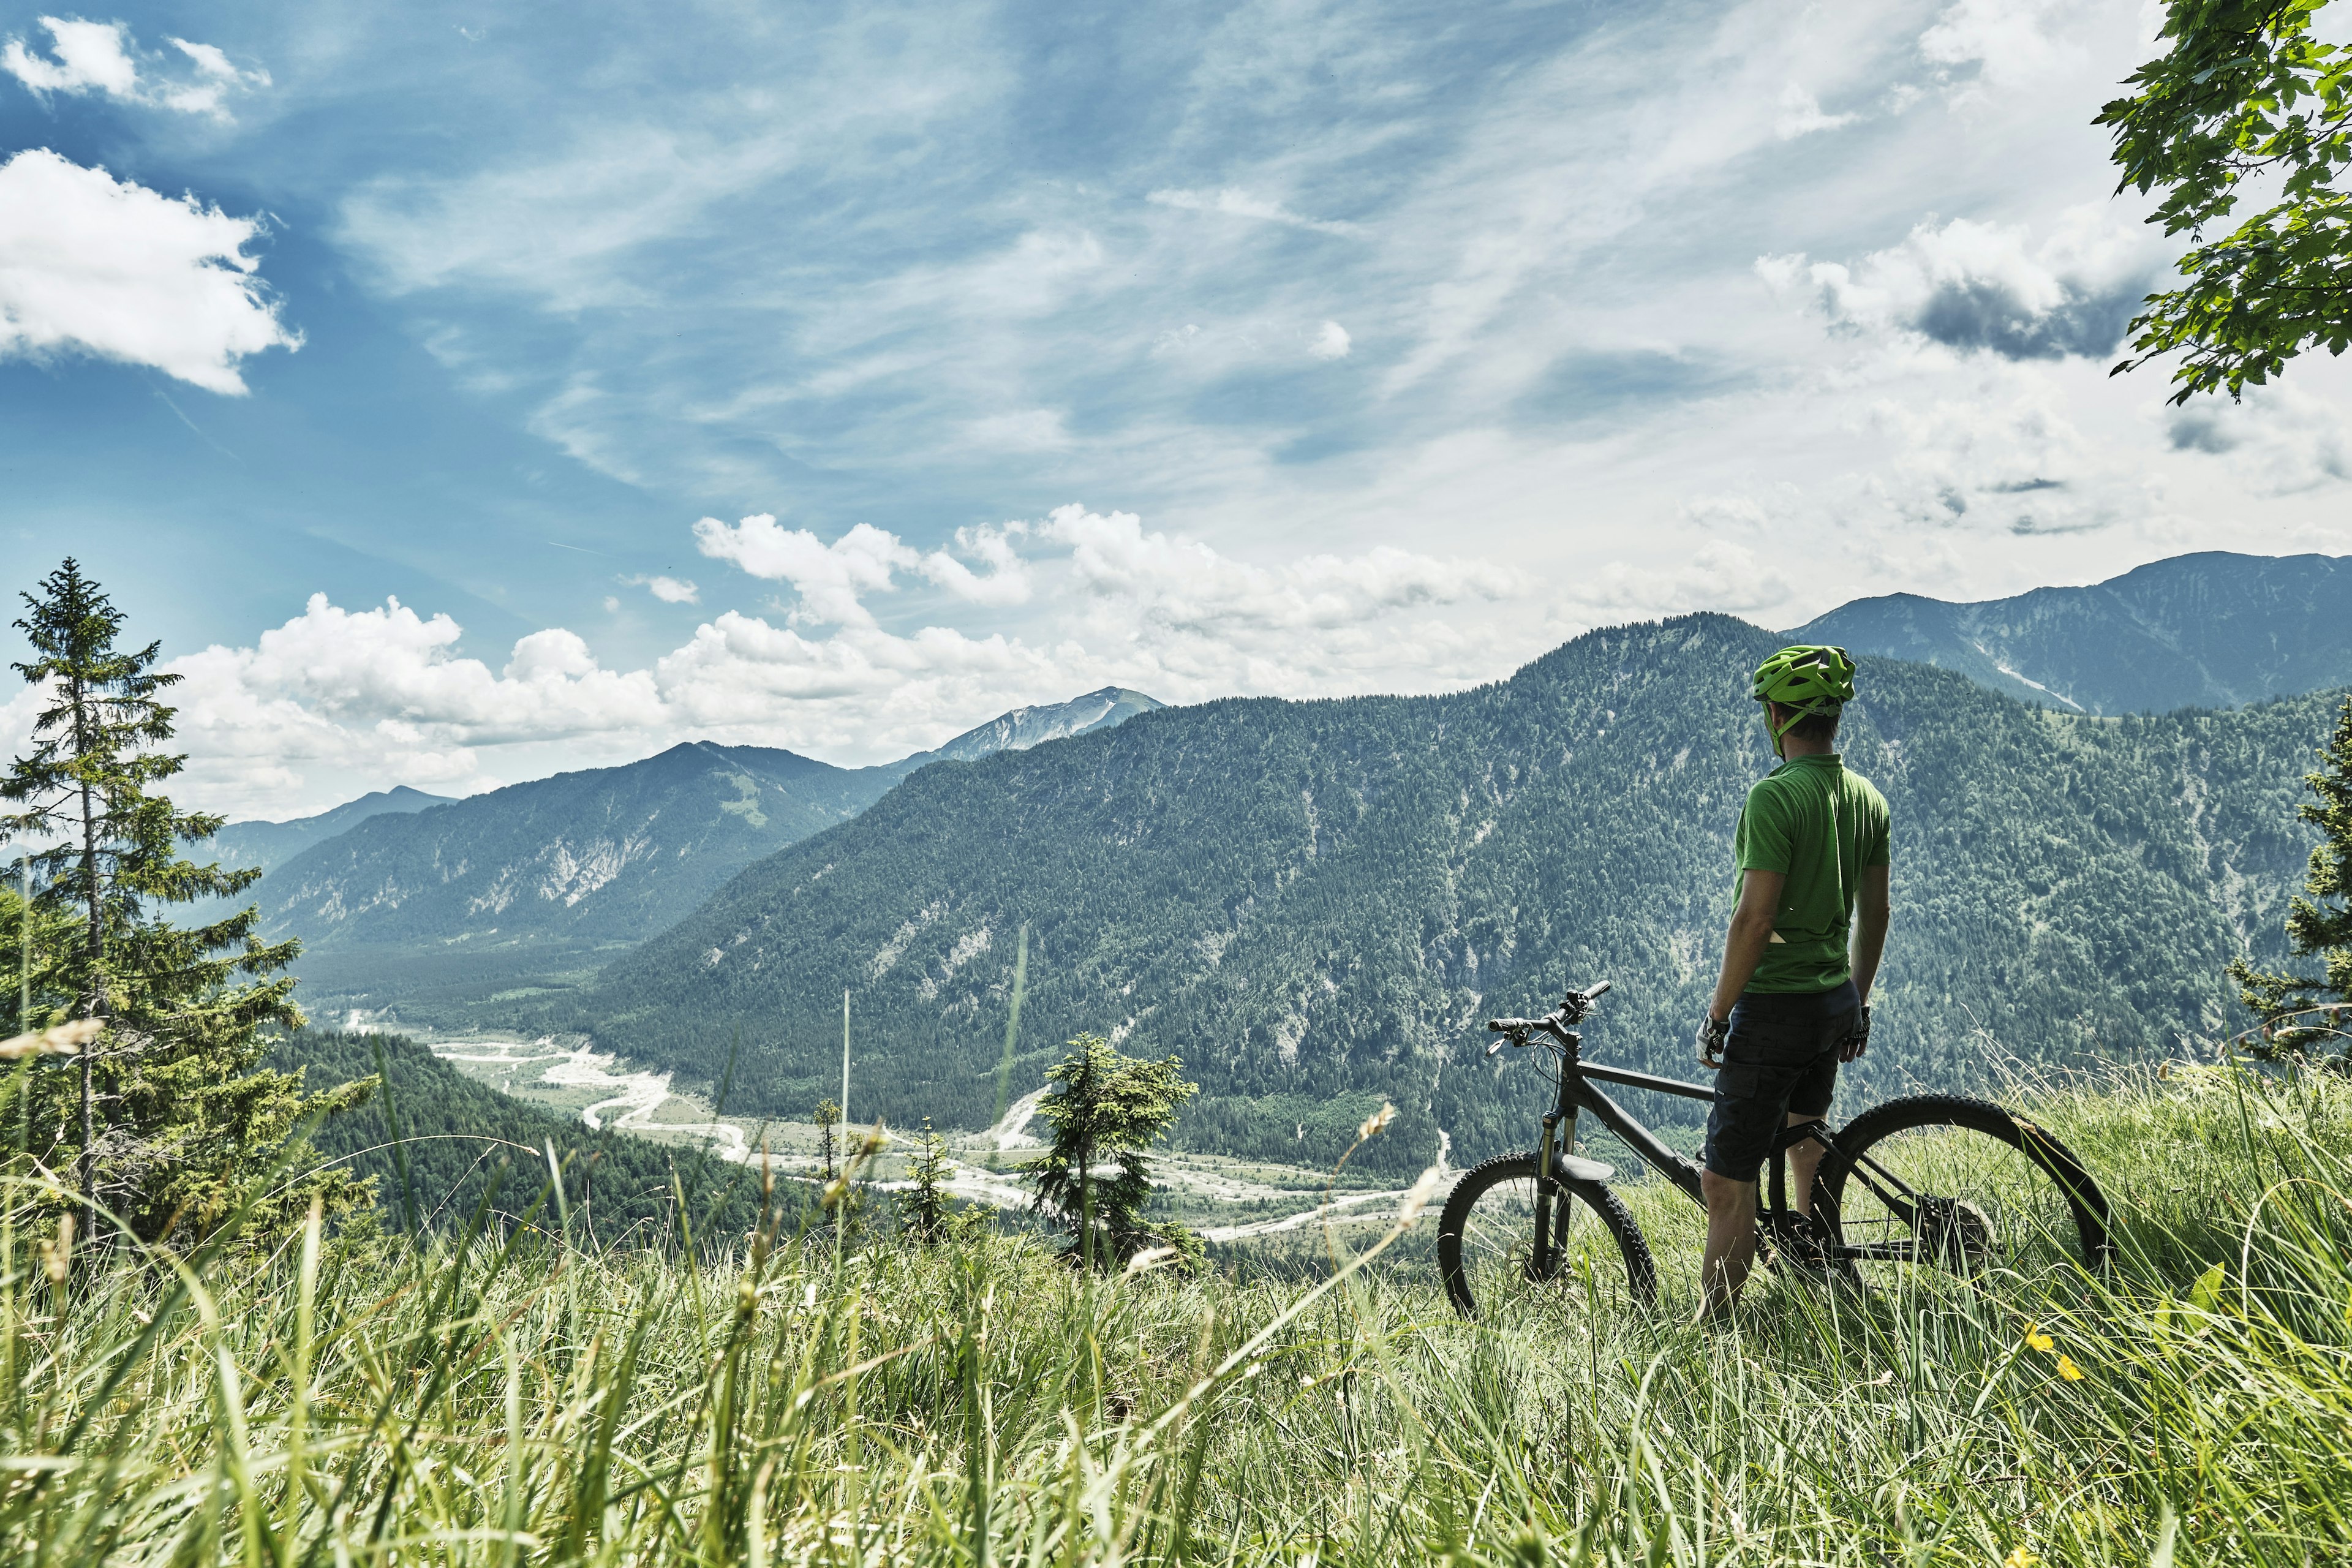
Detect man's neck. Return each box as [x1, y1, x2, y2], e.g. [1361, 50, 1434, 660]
[1779, 736, 1836, 760]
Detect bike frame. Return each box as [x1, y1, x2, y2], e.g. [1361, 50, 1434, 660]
[1517, 1019, 1928, 1272]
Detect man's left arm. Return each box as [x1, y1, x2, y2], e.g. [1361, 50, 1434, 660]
[1842, 862, 1891, 1062]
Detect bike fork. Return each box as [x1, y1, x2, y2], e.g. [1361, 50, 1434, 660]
[1533, 1092, 1580, 1275]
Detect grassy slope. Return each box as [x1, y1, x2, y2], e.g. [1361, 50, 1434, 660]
[11, 1065, 2351, 1565]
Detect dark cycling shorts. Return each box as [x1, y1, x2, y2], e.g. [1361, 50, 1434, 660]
[1702, 980, 1859, 1182]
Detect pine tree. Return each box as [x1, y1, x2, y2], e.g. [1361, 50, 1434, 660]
[813, 1097, 841, 1180]
[901, 1117, 956, 1244]
[0, 561, 368, 1238]
[1023, 1033, 1197, 1270]
[2231, 695, 2352, 1061]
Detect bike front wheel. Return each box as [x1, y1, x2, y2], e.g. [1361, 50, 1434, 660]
[1815, 1094, 2111, 1284]
[1437, 1153, 1657, 1318]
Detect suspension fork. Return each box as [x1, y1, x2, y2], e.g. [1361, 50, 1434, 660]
[1531, 1057, 1580, 1273]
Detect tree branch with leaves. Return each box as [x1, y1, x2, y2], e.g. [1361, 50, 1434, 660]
[2099, 0, 2351, 402]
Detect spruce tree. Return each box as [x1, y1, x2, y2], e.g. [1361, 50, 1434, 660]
[1023, 1033, 1197, 1269]
[0, 561, 368, 1237]
[2231, 695, 2352, 1061]
[901, 1117, 956, 1244]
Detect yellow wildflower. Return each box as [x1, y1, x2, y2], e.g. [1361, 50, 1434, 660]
[2056, 1355, 2084, 1381]
[2024, 1324, 2054, 1353]
[2005, 1549, 2038, 1568]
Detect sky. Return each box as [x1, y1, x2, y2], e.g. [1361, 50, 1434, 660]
[0, 0, 2346, 821]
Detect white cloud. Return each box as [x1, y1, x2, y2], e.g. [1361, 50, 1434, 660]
[693, 515, 918, 627]
[2, 17, 136, 96]
[168, 508, 1542, 816]
[165, 595, 668, 810]
[1308, 320, 1351, 360]
[917, 523, 1033, 608]
[1147, 186, 1362, 237]
[1036, 503, 1515, 633]
[0, 149, 301, 393]
[630, 575, 700, 604]
[1774, 84, 1856, 139]
[2165, 384, 2352, 496]
[0, 17, 266, 117]
[1919, 0, 2080, 94]
[1762, 208, 2160, 361]
[1574, 540, 1794, 616]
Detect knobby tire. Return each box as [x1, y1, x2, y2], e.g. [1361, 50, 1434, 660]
[1438, 1152, 1657, 1317]
[1815, 1093, 2111, 1276]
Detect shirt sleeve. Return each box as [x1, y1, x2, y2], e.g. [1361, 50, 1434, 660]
[1863, 788, 1891, 868]
[1735, 779, 1793, 873]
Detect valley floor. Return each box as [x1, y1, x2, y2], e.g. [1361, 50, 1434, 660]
[418, 1034, 1411, 1232]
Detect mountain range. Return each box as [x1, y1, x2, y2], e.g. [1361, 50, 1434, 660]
[232, 552, 2345, 1173]
[1790, 551, 2351, 714]
[516, 614, 2335, 1172]
[239, 687, 1159, 1022]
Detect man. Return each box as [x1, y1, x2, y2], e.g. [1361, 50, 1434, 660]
[1695, 644, 1891, 1321]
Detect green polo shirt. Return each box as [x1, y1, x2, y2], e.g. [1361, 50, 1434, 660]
[1733, 753, 1890, 994]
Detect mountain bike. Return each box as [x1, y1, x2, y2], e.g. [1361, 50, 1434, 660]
[1436, 981, 2112, 1316]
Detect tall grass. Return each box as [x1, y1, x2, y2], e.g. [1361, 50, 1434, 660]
[6, 1060, 2351, 1566]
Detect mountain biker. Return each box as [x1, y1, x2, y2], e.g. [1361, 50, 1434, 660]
[1695, 644, 1891, 1321]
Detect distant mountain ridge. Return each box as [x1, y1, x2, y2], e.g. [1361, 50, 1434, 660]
[917, 687, 1161, 763]
[243, 687, 1161, 1020]
[209, 786, 454, 876]
[1788, 551, 2351, 714]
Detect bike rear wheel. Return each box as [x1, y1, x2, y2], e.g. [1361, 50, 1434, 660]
[1815, 1095, 2110, 1283]
[1437, 1153, 1657, 1318]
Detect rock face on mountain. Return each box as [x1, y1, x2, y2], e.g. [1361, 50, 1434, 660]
[206, 786, 454, 877]
[914, 687, 1161, 763]
[1789, 551, 2352, 714]
[529, 615, 2334, 1172]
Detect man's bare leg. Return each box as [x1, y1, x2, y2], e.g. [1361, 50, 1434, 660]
[1697, 1168, 1757, 1320]
[1785, 1111, 1827, 1217]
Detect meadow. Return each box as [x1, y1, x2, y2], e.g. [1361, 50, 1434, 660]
[7, 1059, 2351, 1567]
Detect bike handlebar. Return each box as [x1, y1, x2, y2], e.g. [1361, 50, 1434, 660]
[1484, 981, 1610, 1047]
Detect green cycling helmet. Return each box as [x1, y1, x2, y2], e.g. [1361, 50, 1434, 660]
[1751, 644, 1855, 753]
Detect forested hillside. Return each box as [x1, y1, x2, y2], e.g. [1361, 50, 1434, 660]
[267, 1030, 760, 1241]
[1790, 550, 2351, 714]
[522, 615, 2331, 1173]
[208, 786, 454, 877]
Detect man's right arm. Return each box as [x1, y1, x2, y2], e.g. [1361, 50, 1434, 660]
[1851, 861, 1890, 1003]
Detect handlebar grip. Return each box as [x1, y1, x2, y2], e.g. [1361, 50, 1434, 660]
[1585, 979, 1611, 1000]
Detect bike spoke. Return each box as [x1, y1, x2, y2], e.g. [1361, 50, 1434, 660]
[1828, 1118, 2091, 1281]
